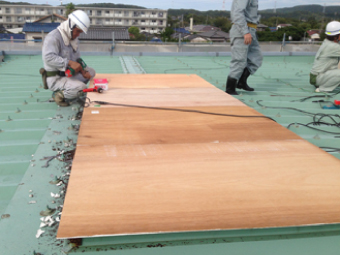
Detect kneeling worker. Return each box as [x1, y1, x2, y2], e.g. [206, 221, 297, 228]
[41, 10, 96, 106]
[310, 21, 340, 93]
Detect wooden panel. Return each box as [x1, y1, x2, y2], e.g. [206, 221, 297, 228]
[78, 107, 300, 146]
[58, 140, 340, 238]
[87, 74, 244, 107]
[57, 74, 340, 239]
[88, 88, 244, 108]
[90, 74, 216, 89]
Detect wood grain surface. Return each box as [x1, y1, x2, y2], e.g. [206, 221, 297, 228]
[57, 74, 340, 239]
[88, 74, 244, 107]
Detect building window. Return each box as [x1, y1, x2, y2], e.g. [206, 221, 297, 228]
[105, 10, 110, 14]
[25, 8, 30, 11]
[26, 16, 31, 21]
[17, 16, 24, 22]
[87, 10, 92, 16]
[6, 8, 11, 14]
[33, 37, 42, 43]
[6, 16, 11, 22]
[89, 18, 92, 24]
[152, 12, 156, 15]
[159, 12, 163, 17]
[0, 16, 2, 19]
[40, 8, 44, 12]
[152, 20, 156, 23]
[48, 9, 53, 14]
[97, 10, 102, 16]
[124, 11, 129, 17]
[15, 8, 22, 14]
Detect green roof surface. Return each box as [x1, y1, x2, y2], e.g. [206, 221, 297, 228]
[0, 54, 340, 255]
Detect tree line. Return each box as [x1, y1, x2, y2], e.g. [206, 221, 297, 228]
[167, 5, 338, 42]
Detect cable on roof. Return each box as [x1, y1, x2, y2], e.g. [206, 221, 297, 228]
[256, 100, 340, 128]
[319, 147, 340, 153]
[256, 100, 317, 116]
[291, 90, 340, 102]
[90, 99, 276, 122]
[287, 122, 340, 135]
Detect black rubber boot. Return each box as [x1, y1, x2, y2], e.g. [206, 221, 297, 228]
[237, 68, 254, 91]
[225, 77, 238, 95]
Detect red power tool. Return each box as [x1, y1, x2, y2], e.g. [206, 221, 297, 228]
[83, 86, 104, 93]
[335, 100, 340, 106]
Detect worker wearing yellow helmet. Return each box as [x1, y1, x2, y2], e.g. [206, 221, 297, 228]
[310, 21, 340, 92]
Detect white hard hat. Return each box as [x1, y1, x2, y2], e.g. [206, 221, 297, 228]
[69, 10, 90, 34]
[325, 21, 340, 36]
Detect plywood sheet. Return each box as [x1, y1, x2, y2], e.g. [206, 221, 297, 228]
[78, 107, 299, 146]
[57, 74, 340, 239]
[58, 140, 340, 238]
[90, 74, 216, 89]
[88, 74, 244, 107]
[88, 88, 244, 108]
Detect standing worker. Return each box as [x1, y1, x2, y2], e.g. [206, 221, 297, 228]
[226, 0, 263, 95]
[310, 21, 340, 93]
[40, 10, 96, 106]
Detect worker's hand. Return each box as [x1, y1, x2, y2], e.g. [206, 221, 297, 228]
[81, 69, 92, 80]
[244, 33, 252, 45]
[68, 60, 82, 73]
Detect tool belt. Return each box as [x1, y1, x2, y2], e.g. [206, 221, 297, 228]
[39, 68, 65, 90]
[247, 23, 257, 29]
[309, 73, 317, 87]
[46, 70, 65, 77]
[231, 22, 258, 29]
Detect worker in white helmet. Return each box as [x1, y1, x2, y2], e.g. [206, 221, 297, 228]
[226, 0, 263, 95]
[41, 10, 96, 106]
[310, 21, 340, 92]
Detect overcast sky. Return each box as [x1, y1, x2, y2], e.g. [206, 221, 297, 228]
[8, 0, 340, 11]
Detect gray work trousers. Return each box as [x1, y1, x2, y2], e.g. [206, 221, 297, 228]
[229, 27, 263, 80]
[316, 68, 340, 92]
[46, 67, 96, 99]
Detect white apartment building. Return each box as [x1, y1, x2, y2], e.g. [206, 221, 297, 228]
[0, 4, 167, 34]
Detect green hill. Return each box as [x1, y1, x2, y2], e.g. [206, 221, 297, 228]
[0, 0, 36, 5]
[167, 4, 340, 20]
[76, 3, 146, 9]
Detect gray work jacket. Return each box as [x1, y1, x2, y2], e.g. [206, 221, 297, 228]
[42, 29, 80, 72]
[230, 0, 260, 37]
[311, 39, 340, 75]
